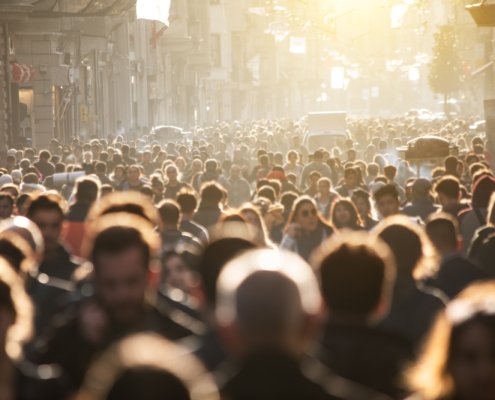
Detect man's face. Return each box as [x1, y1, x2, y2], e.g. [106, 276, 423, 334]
[0, 199, 13, 220]
[95, 247, 148, 326]
[30, 210, 63, 251]
[376, 195, 400, 219]
[345, 172, 358, 188]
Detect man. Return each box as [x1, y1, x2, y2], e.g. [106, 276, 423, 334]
[215, 248, 387, 400]
[94, 161, 112, 186]
[425, 213, 487, 299]
[33, 150, 55, 179]
[157, 199, 202, 253]
[402, 178, 439, 221]
[0, 192, 14, 220]
[227, 164, 251, 208]
[335, 167, 360, 198]
[26, 193, 80, 334]
[373, 184, 401, 220]
[314, 178, 339, 219]
[33, 213, 193, 394]
[300, 150, 331, 189]
[304, 171, 322, 198]
[163, 165, 191, 200]
[314, 233, 412, 398]
[176, 191, 209, 245]
[434, 176, 469, 218]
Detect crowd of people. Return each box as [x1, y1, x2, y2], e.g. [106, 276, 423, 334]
[0, 116, 494, 400]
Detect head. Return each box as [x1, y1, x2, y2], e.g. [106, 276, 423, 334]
[0, 192, 14, 220]
[74, 177, 100, 204]
[126, 165, 141, 184]
[412, 178, 432, 202]
[76, 333, 219, 400]
[375, 215, 437, 279]
[158, 200, 181, 230]
[166, 165, 179, 184]
[331, 199, 361, 230]
[314, 232, 395, 324]
[200, 182, 224, 206]
[351, 189, 372, 220]
[82, 214, 160, 326]
[176, 191, 197, 218]
[408, 282, 495, 400]
[215, 248, 321, 356]
[317, 177, 332, 196]
[435, 176, 461, 208]
[288, 197, 320, 233]
[373, 184, 400, 219]
[26, 193, 66, 252]
[426, 213, 461, 256]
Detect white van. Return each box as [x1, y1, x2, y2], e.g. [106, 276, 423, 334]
[302, 111, 350, 153]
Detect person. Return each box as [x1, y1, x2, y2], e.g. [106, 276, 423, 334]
[26, 193, 81, 335]
[280, 196, 334, 261]
[313, 232, 413, 397]
[373, 184, 401, 220]
[402, 178, 439, 222]
[75, 333, 219, 400]
[434, 176, 469, 219]
[239, 204, 273, 247]
[215, 248, 383, 400]
[176, 190, 209, 245]
[314, 177, 339, 219]
[304, 171, 322, 198]
[459, 174, 495, 253]
[424, 213, 487, 299]
[33, 150, 55, 179]
[406, 282, 495, 400]
[62, 177, 100, 257]
[32, 213, 193, 394]
[351, 189, 378, 230]
[284, 150, 303, 185]
[330, 199, 364, 231]
[120, 164, 145, 191]
[227, 164, 251, 208]
[335, 167, 360, 198]
[0, 192, 14, 221]
[157, 199, 202, 253]
[193, 182, 225, 230]
[375, 216, 446, 351]
[300, 150, 332, 189]
[163, 164, 191, 200]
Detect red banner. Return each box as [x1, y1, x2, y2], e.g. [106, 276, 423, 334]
[10, 63, 35, 84]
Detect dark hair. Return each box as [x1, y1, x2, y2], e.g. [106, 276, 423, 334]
[316, 237, 394, 317]
[176, 191, 197, 214]
[444, 156, 458, 174]
[383, 165, 397, 180]
[26, 193, 64, 220]
[331, 199, 362, 230]
[158, 200, 181, 226]
[75, 178, 99, 204]
[0, 192, 14, 207]
[426, 213, 458, 251]
[199, 238, 256, 307]
[373, 184, 399, 202]
[434, 176, 460, 199]
[200, 182, 224, 205]
[39, 150, 51, 160]
[257, 185, 276, 203]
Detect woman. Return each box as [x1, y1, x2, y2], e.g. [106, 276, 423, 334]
[111, 164, 126, 190]
[407, 281, 495, 400]
[239, 204, 274, 247]
[283, 150, 302, 185]
[331, 199, 364, 231]
[351, 189, 378, 231]
[280, 196, 334, 261]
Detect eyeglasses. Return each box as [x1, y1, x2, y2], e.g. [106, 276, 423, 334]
[301, 209, 317, 218]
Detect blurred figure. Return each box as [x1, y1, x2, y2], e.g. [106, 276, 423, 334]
[215, 248, 381, 400]
[375, 216, 446, 351]
[32, 213, 193, 394]
[227, 164, 251, 208]
[314, 177, 339, 219]
[407, 282, 495, 400]
[76, 333, 219, 400]
[177, 190, 209, 245]
[425, 213, 487, 299]
[434, 176, 469, 219]
[403, 178, 439, 222]
[0, 192, 14, 221]
[281, 196, 334, 261]
[314, 233, 412, 397]
[194, 182, 226, 230]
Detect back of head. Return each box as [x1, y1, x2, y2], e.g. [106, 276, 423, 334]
[158, 199, 181, 227]
[216, 248, 320, 351]
[425, 213, 459, 253]
[76, 333, 219, 400]
[75, 177, 100, 204]
[314, 232, 395, 321]
[434, 176, 460, 199]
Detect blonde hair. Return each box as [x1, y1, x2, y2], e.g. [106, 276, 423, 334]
[0, 257, 34, 360]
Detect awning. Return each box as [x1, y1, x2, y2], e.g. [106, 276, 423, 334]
[471, 61, 494, 77]
[10, 63, 35, 84]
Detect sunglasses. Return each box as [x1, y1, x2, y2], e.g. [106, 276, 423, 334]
[301, 209, 317, 218]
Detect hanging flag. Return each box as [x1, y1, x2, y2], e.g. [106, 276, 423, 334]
[136, 0, 171, 26]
